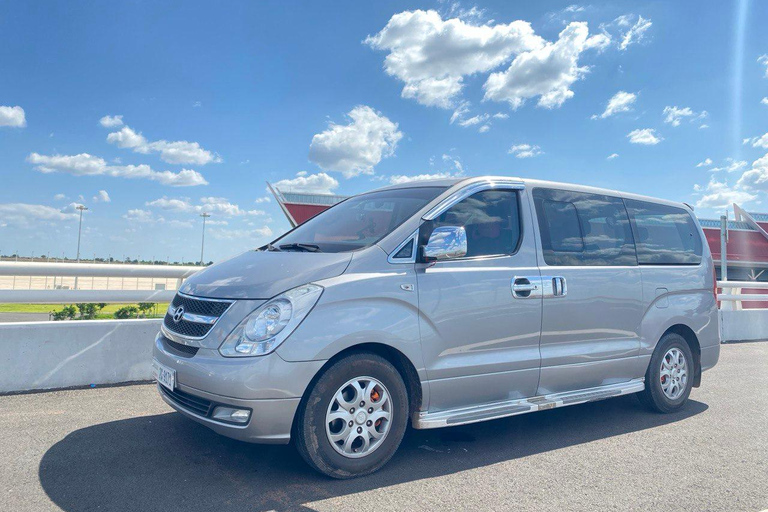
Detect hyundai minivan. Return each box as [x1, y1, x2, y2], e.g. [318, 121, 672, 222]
[153, 176, 720, 478]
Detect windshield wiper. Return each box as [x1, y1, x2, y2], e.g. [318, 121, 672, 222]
[279, 243, 322, 252]
[265, 243, 281, 252]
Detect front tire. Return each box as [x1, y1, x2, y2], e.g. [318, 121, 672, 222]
[293, 352, 409, 479]
[639, 333, 694, 413]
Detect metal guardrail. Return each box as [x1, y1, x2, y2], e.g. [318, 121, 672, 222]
[717, 280, 768, 310]
[0, 262, 203, 303]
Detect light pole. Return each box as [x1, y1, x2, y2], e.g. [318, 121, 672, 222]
[74, 204, 88, 289]
[75, 205, 88, 262]
[200, 212, 211, 265]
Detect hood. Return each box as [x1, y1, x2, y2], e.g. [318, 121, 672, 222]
[179, 250, 353, 299]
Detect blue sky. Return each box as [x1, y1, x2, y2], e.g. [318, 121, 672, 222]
[1, 0, 767, 263]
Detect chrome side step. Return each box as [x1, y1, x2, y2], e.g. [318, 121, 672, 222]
[414, 379, 645, 429]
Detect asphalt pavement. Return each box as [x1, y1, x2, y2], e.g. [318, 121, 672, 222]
[1, 342, 766, 512]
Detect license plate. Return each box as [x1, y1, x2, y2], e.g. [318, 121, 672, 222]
[153, 359, 176, 391]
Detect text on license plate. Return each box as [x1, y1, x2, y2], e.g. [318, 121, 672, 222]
[153, 359, 176, 391]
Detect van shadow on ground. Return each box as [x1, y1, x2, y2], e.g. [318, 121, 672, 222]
[39, 395, 707, 512]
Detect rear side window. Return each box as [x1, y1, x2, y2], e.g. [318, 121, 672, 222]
[624, 199, 702, 265]
[533, 188, 637, 266]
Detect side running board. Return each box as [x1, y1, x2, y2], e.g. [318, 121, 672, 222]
[413, 379, 645, 429]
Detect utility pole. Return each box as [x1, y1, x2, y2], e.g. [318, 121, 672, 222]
[200, 212, 211, 265]
[74, 204, 88, 289]
[75, 205, 88, 262]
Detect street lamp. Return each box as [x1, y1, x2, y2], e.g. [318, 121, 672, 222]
[74, 204, 88, 289]
[75, 205, 89, 262]
[200, 212, 211, 265]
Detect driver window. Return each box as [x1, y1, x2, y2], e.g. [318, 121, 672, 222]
[427, 190, 521, 258]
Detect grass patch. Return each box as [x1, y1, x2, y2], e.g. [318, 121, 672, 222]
[0, 303, 169, 317]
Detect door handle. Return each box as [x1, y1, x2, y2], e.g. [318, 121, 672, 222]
[512, 277, 541, 298]
[541, 276, 567, 298]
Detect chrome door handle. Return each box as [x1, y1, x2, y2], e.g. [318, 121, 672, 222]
[512, 277, 541, 298]
[541, 276, 567, 298]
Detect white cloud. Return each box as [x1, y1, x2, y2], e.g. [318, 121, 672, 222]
[761, 97, 768, 106]
[254, 196, 271, 203]
[273, 172, 339, 194]
[696, 158, 713, 168]
[99, 115, 123, 128]
[388, 172, 464, 185]
[699, 124, 709, 129]
[616, 14, 652, 50]
[493, 112, 509, 119]
[711, 158, 748, 173]
[54, 193, 68, 200]
[123, 209, 154, 223]
[366, 10, 545, 108]
[439, 153, 465, 173]
[0, 203, 79, 228]
[509, 143, 543, 158]
[607, 153, 619, 160]
[483, 22, 605, 110]
[0, 105, 26, 128]
[210, 226, 273, 240]
[662, 105, 707, 127]
[106, 126, 148, 150]
[106, 125, 221, 165]
[737, 153, 768, 192]
[695, 177, 756, 210]
[27, 152, 208, 187]
[456, 113, 489, 127]
[627, 128, 662, 145]
[60, 202, 87, 214]
[308, 106, 402, 178]
[759, 55, 768, 78]
[93, 190, 111, 203]
[745, 132, 768, 149]
[146, 196, 263, 217]
[593, 91, 636, 119]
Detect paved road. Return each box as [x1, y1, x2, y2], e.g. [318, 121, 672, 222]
[1, 343, 766, 512]
[0, 312, 50, 323]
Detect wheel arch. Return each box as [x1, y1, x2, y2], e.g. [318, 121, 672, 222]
[294, 343, 423, 427]
[662, 324, 702, 387]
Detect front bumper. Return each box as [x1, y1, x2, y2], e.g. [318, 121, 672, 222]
[153, 333, 326, 444]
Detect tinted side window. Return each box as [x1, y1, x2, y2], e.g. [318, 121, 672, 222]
[624, 199, 702, 265]
[424, 190, 521, 258]
[533, 188, 637, 266]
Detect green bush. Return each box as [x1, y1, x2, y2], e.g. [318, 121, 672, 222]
[51, 305, 77, 321]
[75, 303, 105, 320]
[114, 306, 139, 319]
[137, 302, 156, 317]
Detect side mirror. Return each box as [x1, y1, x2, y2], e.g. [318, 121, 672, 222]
[423, 226, 467, 261]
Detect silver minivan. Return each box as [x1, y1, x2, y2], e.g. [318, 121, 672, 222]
[152, 176, 720, 478]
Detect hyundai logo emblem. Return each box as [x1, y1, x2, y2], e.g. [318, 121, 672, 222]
[172, 306, 185, 323]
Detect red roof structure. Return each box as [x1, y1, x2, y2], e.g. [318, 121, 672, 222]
[267, 183, 347, 227]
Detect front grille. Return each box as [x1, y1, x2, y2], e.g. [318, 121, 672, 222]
[171, 294, 232, 317]
[163, 293, 232, 339]
[163, 337, 199, 357]
[160, 385, 213, 417]
[163, 316, 214, 338]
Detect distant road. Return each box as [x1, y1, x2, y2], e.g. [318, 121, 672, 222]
[0, 312, 50, 323]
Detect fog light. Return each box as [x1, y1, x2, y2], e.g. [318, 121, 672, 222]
[212, 406, 251, 424]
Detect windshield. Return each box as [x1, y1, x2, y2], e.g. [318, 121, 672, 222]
[271, 187, 445, 253]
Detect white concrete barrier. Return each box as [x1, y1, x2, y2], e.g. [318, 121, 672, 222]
[719, 309, 768, 343]
[0, 319, 161, 394]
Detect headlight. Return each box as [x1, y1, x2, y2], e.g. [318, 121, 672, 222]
[219, 283, 323, 357]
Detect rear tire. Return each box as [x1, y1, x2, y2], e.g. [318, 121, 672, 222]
[293, 352, 409, 479]
[638, 333, 694, 413]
